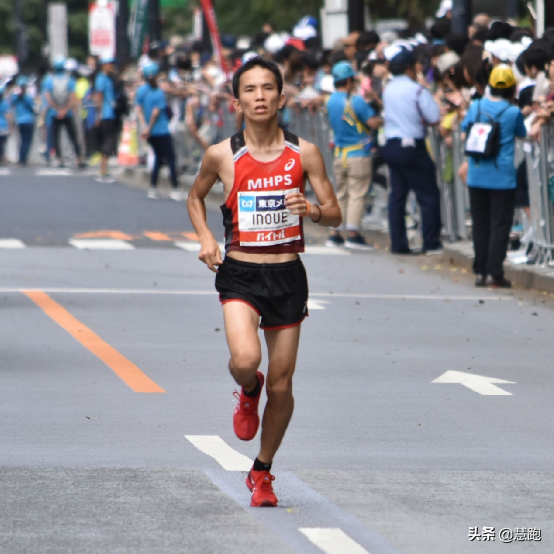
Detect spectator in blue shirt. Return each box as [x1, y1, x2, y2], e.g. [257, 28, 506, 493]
[94, 56, 118, 182]
[0, 86, 12, 164]
[136, 62, 181, 200]
[326, 62, 382, 249]
[11, 75, 35, 165]
[43, 57, 85, 168]
[461, 66, 527, 288]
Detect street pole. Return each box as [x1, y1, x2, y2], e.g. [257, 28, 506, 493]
[505, 0, 519, 20]
[347, 0, 365, 33]
[116, 0, 131, 66]
[15, 0, 28, 68]
[148, 0, 161, 43]
[451, 0, 472, 36]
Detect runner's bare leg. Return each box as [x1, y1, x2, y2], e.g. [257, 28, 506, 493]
[223, 301, 261, 392]
[258, 325, 301, 462]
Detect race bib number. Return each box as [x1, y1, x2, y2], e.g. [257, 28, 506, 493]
[238, 189, 301, 247]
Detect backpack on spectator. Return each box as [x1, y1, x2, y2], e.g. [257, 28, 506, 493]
[464, 101, 510, 161]
[51, 75, 71, 108]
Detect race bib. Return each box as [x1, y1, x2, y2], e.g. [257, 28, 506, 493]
[237, 189, 301, 247]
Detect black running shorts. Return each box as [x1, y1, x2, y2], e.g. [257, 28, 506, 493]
[215, 257, 309, 330]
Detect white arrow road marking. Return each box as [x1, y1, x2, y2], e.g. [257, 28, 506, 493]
[308, 299, 330, 310]
[69, 239, 135, 250]
[185, 435, 252, 471]
[0, 239, 25, 249]
[432, 370, 516, 395]
[300, 528, 372, 554]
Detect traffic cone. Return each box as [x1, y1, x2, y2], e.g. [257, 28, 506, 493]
[118, 120, 139, 166]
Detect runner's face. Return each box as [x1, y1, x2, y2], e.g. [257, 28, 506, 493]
[234, 67, 285, 122]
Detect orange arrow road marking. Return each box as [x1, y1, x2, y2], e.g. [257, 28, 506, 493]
[143, 231, 173, 241]
[73, 231, 139, 241]
[24, 291, 165, 393]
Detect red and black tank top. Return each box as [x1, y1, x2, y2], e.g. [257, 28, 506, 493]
[221, 130, 305, 254]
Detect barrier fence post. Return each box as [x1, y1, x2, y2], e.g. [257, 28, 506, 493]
[452, 127, 469, 240]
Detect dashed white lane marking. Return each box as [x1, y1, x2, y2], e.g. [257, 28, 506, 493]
[300, 528, 371, 554]
[0, 168, 10, 175]
[69, 239, 135, 250]
[174, 241, 219, 252]
[35, 169, 72, 176]
[0, 239, 25, 249]
[185, 435, 252, 471]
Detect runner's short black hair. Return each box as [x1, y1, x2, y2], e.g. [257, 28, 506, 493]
[232, 56, 283, 99]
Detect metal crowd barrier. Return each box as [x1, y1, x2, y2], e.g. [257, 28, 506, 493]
[159, 100, 554, 266]
[525, 125, 554, 265]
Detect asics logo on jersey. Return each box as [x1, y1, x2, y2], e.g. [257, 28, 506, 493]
[284, 159, 295, 171]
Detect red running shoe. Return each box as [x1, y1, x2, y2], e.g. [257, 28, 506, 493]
[233, 371, 264, 441]
[246, 469, 278, 507]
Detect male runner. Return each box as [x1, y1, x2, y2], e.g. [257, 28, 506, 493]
[187, 57, 341, 507]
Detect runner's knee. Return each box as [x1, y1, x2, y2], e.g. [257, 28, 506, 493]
[229, 351, 261, 379]
[266, 375, 293, 401]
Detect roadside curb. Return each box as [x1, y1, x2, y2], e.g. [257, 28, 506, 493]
[361, 225, 554, 295]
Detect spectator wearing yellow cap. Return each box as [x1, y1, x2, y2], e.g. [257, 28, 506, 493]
[460, 66, 526, 288]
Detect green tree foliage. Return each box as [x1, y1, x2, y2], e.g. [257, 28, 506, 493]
[0, 0, 91, 68]
[214, 0, 323, 36]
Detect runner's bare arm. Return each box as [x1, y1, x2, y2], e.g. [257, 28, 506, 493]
[187, 144, 225, 272]
[286, 140, 342, 227]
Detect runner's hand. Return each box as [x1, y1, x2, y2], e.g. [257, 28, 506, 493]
[199, 239, 223, 273]
[285, 192, 308, 216]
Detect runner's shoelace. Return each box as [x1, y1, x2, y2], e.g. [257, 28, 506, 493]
[233, 389, 253, 411]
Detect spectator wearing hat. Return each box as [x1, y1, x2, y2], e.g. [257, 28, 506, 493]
[94, 56, 118, 182]
[43, 57, 86, 169]
[381, 46, 442, 254]
[461, 66, 526, 288]
[10, 76, 35, 165]
[326, 61, 382, 249]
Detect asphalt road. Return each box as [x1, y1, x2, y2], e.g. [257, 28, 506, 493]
[0, 169, 552, 554]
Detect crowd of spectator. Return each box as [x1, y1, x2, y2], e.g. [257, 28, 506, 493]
[2, 4, 554, 279]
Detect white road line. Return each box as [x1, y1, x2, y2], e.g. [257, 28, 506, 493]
[0, 239, 25, 249]
[185, 435, 252, 471]
[174, 242, 351, 256]
[174, 241, 226, 252]
[0, 168, 10, 175]
[69, 239, 135, 250]
[35, 169, 72, 176]
[0, 287, 508, 301]
[300, 528, 371, 554]
[308, 299, 330, 310]
[304, 246, 350, 255]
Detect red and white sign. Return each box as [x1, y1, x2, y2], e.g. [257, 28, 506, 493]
[199, 0, 229, 74]
[89, 2, 116, 58]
